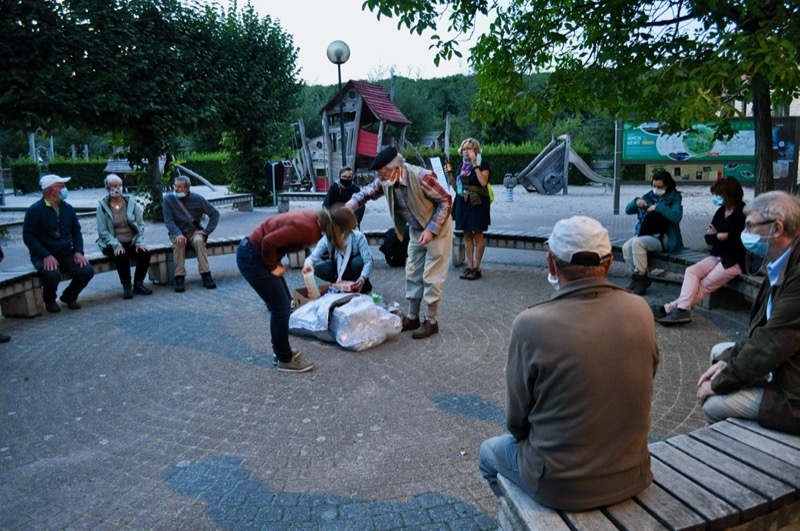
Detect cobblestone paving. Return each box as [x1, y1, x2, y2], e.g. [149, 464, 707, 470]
[0, 183, 751, 529]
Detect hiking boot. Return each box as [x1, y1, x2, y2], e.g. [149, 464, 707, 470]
[59, 296, 81, 310]
[467, 268, 482, 280]
[401, 316, 421, 331]
[658, 308, 692, 326]
[45, 301, 61, 313]
[459, 268, 473, 279]
[174, 276, 185, 293]
[133, 282, 153, 295]
[123, 284, 133, 300]
[412, 319, 439, 339]
[277, 351, 315, 373]
[202, 272, 217, 289]
[650, 304, 667, 320]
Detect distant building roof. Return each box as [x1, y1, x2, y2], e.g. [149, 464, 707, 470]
[321, 80, 411, 125]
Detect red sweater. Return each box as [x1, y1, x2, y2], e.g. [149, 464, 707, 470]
[247, 210, 322, 270]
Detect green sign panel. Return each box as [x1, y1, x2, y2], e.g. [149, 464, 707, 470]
[623, 121, 755, 163]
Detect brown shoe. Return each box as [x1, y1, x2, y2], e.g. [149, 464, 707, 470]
[45, 301, 61, 313]
[59, 296, 81, 310]
[401, 316, 420, 331]
[412, 320, 439, 339]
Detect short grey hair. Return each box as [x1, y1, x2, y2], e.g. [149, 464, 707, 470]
[174, 175, 191, 187]
[104, 173, 124, 189]
[745, 191, 800, 238]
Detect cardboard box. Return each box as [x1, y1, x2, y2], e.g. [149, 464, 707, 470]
[292, 283, 330, 309]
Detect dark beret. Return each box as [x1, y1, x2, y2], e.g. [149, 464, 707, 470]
[369, 146, 398, 171]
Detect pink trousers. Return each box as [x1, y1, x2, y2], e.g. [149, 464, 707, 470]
[665, 256, 741, 313]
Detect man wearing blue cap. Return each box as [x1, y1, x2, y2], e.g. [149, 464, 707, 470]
[23, 174, 95, 312]
[346, 147, 453, 338]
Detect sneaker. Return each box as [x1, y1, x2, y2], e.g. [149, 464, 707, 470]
[650, 304, 667, 320]
[412, 319, 439, 339]
[201, 273, 217, 289]
[174, 276, 186, 293]
[658, 308, 692, 326]
[45, 301, 61, 313]
[467, 268, 482, 280]
[59, 296, 81, 310]
[133, 282, 153, 295]
[401, 316, 421, 331]
[273, 349, 299, 366]
[459, 268, 473, 280]
[277, 352, 315, 373]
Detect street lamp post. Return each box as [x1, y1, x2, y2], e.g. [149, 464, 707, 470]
[326, 40, 351, 169]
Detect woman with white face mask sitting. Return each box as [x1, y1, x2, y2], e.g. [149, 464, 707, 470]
[622, 170, 684, 295]
[96, 174, 153, 299]
[652, 177, 746, 325]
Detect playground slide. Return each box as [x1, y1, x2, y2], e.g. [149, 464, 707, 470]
[568, 149, 614, 185]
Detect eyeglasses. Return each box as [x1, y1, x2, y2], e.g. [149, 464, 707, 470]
[744, 219, 775, 232]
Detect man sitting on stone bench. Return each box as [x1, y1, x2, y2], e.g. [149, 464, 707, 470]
[162, 175, 220, 292]
[479, 216, 659, 510]
[697, 191, 800, 435]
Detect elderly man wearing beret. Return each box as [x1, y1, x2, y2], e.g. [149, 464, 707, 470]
[23, 174, 95, 312]
[346, 147, 453, 339]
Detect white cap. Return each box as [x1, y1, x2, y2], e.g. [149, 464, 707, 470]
[39, 174, 71, 190]
[548, 216, 612, 265]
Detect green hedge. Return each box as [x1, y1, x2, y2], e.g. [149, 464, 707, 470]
[7, 152, 228, 194]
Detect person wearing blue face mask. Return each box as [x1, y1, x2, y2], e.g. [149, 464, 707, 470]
[22, 174, 95, 312]
[697, 191, 800, 435]
[622, 170, 684, 295]
[653, 177, 746, 325]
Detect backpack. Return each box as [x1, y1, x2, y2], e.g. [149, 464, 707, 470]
[638, 211, 669, 237]
[379, 226, 409, 267]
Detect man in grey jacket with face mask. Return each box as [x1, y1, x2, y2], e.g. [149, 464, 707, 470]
[479, 216, 659, 511]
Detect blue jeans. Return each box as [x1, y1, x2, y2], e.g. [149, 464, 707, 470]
[236, 238, 293, 362]
[478, 434, 535, 498]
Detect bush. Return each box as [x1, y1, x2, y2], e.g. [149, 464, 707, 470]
[180, 152, 227, 185]
[7, 157, 41, 194]
[48, 157, 108, 188]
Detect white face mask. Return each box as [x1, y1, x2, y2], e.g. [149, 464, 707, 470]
[109, 188, 122, 198]
[547, 272, 560, 291]
[652, 187, 666, 197]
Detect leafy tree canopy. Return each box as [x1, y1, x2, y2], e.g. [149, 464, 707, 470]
[363, 0, 800, 192]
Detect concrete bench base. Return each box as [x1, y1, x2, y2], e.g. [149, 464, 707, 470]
[498, 418, 800, 530]
[277, 191, 326, 213]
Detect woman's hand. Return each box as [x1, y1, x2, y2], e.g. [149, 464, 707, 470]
[351, 278, 365, 292]
[301, 262, 313, 275]
[136, 245, 149, 252]
[636, 198, 647, 209]
[114, 247, 126, 256]
[271, 264, 286, 277]
[706, 224, 718, 236]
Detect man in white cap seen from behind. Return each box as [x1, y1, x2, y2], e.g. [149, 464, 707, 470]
[478, 215, 659, 511]
[23, 174, 94, 312]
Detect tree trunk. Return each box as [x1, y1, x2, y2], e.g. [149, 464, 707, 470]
[149, 150, 164, 221]
[751, 84, 774, 196]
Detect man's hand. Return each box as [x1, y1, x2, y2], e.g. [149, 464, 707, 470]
[418, 229, 435, 246]
[174, 235, 187, 247]
[114, 247, 126, 256]
[43, 255, 59, 271]
[193, 230, 207, 238]
[696, 361, 727, 404]
[271, 264, 286, 277]
[73, 252, 89, 267]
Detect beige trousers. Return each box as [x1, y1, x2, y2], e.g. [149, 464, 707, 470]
[171, 233, 210, 277]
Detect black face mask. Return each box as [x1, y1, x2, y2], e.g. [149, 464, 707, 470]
[340, 179, 353, 189]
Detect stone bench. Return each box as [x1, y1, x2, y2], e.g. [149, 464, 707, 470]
[498, 418, 800, 530]
[206, 193, 254, 212]
[276, 191, 326, 213]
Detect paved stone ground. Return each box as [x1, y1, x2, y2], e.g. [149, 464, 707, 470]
[0, 182, 753, 529]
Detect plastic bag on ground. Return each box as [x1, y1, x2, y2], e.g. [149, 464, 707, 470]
[330, 294, 402, 351]
[289, 292, 357, 342]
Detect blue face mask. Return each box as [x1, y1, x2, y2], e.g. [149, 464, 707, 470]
[60, 187, 69, 200]
[740, 232, 769, 257]
[174, 191, 186, 199]
[711, 195, 724, 207]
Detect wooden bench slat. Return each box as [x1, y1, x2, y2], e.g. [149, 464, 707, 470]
[651, 442, 769, 522]
[727, 418, 800, 451]
[602, 498, 669, 530]
[709, 421, 800, 468]
[562, 509, 619, 530]
[689, 428, 800, 488]
[666, 434, 796, 510]
[650, 458, 740, 529]
[497, 475, 572, 530]
[633, 481, 707, 531]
